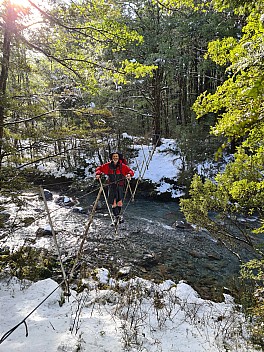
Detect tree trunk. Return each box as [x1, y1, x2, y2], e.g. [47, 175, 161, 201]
[0, 2, 16, 168]
[152, 66, 163, 146]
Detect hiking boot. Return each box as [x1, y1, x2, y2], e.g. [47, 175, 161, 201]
[114, 216, 120, 225]
[119, 215, 124, 223]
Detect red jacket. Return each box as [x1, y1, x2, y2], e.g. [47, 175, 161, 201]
[96, 161, 134, 186]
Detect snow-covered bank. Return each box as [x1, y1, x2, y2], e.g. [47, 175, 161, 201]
[0, 274, 258, 352]
[0, 136, 261, 351]
[39, 137, 221, 199]
[130, 138, 185, 198]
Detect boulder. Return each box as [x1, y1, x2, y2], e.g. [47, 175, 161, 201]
[43, 189, 53, 201]
[55, 195, 77, 207]
[36, 225, 53, 237]
[172, 220, 193, 230]
[0, 211, 11, 223]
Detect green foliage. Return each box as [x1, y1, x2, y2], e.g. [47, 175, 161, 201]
[155, 0, 263, 14]
[190, 9, 264, 230]
[205, 37, 239, 66]
[0, 247, 57, 281]
[180, 0, 264, 341]
[105, 0, 240, 141]
[180, 174, 237, 239]
[241, 259, 264, 282]
[193, 11, 264, 140]
[113, 59, 156, 84]
[214, 145, 264, 212]
[153, 0, 197, 10]
[33, 0, 155, 88]
[240, 260, 264, 347]
[0, 167, 33, 194]
[0, 0, 157, 177]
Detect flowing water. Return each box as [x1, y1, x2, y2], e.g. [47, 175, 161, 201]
[0, 190, 259, 301]
[70, 193, 258, 301]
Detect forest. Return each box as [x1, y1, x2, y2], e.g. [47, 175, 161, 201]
[0, 0, 264, 348]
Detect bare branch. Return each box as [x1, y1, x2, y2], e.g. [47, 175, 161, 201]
[2, 109, 58, 126]
[27, 0, 131, 43]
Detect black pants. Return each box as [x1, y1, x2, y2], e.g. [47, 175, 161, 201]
[108, 184, 124, 205]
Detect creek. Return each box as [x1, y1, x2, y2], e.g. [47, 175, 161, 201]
[0, 189, 259, 302]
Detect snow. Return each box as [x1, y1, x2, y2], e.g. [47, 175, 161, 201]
[122, 136, 222, 198]
[124, 137, 185, 198]
[131, 138, 181, 183]
[0, 137, 259, 351]
[0, 274, 257, 352]
[37, 137, 185, 197]
[36, 136, 221, 199]
[43, 224, 52, 232]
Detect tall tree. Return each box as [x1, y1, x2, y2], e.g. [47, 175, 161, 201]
[181, 1, 264, 240]
[0, 0, 155, 171]
[180, 0, 264, 340]
[0, 0, 18, 167]
[104, 0, 241, 145]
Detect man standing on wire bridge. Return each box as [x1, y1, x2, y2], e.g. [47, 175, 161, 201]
[95, 152, 134, 225]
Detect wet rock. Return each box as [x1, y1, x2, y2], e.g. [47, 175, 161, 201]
[203, 262, 219, 271]
[223, 287, 232, 295]
[189, 250, 205, 259]
[72, 206, 87, 214]
[118, 266, 132, 277]
[207, 252, 222, 261]
[141, 252, 159, 268]
[0, 211, 11, 223]
[36, 226, 53, 237]
[55, 195, 77, 207]
[139, 267, 148, 273]
[43, 189, 53, 201]
[22, 217, 35, 226]
[172, 220, 193, 230]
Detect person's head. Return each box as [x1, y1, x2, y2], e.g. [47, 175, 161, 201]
[111, 152, 120, 164]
